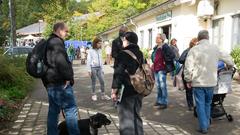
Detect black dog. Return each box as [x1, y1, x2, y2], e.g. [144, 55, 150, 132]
[58, 113, 111, 135]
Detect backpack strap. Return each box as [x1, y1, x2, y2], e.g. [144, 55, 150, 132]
[123, 50, 141, 65]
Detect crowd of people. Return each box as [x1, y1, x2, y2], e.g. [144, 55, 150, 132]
[41, 22, 234, 135]
[66, 45, 89, 64]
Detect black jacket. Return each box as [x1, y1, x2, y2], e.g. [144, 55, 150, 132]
[42, 34, 74, 87]
[162, 43, 176, 73]
[112, 44, 144, 98]
[178, 48, 190, 65]
[111, 37, 123, 68]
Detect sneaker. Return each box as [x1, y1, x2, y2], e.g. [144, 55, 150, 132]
[196, 129, 208, 134]
[101, 95, 111, 100]
[188, 106, 193, 111]
[159, 104, 167, 109]
[92, 95, 97, 101]
[153, 102, 162, 109]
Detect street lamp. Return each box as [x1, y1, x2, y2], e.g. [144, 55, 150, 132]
[38, 20, 43, 38]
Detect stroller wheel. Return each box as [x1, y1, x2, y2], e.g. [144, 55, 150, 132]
[227, 114, 233, 122]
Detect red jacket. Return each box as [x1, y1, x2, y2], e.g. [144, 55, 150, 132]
[153, 47, 166, 72]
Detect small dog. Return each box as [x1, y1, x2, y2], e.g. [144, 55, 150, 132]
[58, 113, 111, 135]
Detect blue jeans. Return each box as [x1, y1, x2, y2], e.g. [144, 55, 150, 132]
[154, 71, 168, 105]
[91, 67, 105, 94]
[47, 85, 80, 135]
[193, 87, 214, 131]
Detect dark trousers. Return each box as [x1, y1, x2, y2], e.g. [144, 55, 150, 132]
[117, 94, 144, 135]
[185, 88, 194, 108]
[183, 74, 194, 108]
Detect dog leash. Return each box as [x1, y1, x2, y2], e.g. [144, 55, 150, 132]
[61, 109, 81, 119]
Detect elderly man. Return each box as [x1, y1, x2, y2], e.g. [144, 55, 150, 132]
[184, 30, 234, 134]
[151, 33, 175, 109]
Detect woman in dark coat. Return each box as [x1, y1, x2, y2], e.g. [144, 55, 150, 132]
[111, 32, 144, 135]
[179, 38, 198, 111]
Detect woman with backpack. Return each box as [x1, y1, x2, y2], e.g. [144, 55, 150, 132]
[111, 32, 144, 135]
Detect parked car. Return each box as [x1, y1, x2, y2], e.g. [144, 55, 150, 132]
[3, 46, 33, 57]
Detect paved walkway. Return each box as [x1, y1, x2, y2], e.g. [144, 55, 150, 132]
[4, 60, 240, 135]
[8, 99, 190, 135]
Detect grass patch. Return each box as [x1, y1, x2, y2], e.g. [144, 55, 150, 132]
[0, 51, 34, 122]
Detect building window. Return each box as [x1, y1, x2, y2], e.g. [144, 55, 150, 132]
[232, 14, 240, 48]
[140, 30, 144, 48]
[212, 18, 224, 49]
[148, 29, 153, 49]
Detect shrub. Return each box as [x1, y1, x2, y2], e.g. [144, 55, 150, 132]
[0, 55, 34, 121]
[231, 47, 240, 72]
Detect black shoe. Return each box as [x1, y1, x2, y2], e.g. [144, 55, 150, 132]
[159, 104, 167, 109]
[197, 129, 208, 134]
[153, 102, 162, 109]
[188, 107, 193, 111]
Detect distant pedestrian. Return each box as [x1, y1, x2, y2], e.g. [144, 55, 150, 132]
[178, 38, 198, 111]
[170, 38, 180, 59]
[151, 33, 175, 109]
[87, 37, 111, 101]
[67, 44, 75, 63]
[184, 30, 234, 134]
[76, 46, 80, 59]
[111, 26, 128, 68]
[170, 38, 180, 79]
[111, 32, 144, 135]
[42, 22, 80, 135]
[105, 44, 112, 65]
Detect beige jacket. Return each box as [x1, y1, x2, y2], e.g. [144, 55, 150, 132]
[184, 39, 234, 87]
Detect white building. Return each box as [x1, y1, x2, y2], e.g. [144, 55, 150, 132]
[99, 0, 240, 54]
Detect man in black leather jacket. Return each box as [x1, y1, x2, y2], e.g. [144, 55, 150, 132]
[42, 22, 80, 135]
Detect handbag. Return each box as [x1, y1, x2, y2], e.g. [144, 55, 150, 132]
[173, 66, 185, 91]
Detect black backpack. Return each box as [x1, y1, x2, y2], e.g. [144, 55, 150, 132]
[26, 39, 48, 78]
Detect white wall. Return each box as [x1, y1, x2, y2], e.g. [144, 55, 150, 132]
[212, 0, 240, 53]
[101, 0, 240, 54]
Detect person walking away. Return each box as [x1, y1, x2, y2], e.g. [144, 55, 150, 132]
[184, 30, 234, 134]
[111, 26, 128, 68]
[41, 22, 80, 135]
[151, 33, 175, 109]
[178, 38, 198, 111]
[170, 38, 180, 79]
[87, 37, 111, 101]
[105, 44, 112, 65]
[111, 32, 144, 135]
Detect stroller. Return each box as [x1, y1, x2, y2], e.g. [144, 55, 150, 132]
[194, 66, 236, 122]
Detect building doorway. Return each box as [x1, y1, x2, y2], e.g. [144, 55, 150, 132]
[158, 25, 172, 43]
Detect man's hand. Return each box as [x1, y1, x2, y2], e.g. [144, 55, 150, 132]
[111, 89, 118, 102]
[186, 82, 192, 89]
[64, 81, 70, 89]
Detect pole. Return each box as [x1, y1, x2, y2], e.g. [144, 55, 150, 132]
[9, 0, 16, 50]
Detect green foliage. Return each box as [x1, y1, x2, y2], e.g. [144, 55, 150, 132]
[231, 46, 240, 71]
[141, 48, 149, 59]
[0, 55, 34, 121]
